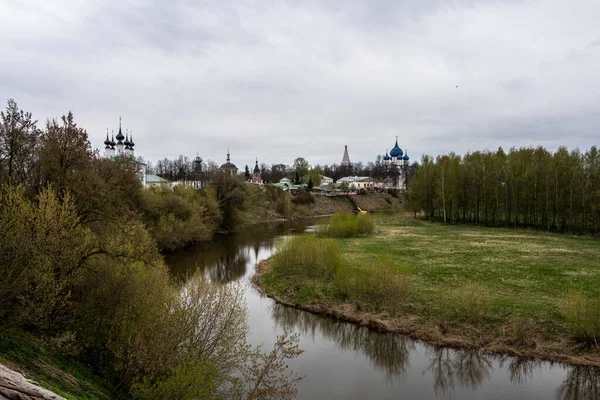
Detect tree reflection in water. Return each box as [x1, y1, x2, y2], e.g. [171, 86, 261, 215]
[425, 347, 493, 395]
[270, 303, 413, 380]
[207, 245, 250, 283]
[558, 365, 600, 400]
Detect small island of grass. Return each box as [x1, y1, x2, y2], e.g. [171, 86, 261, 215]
[253, 212, 600, 365]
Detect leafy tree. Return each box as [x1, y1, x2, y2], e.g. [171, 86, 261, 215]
[307, 177, 314, 190]
[38, 112, 92, 193]
[245, 164, 251, 180]
[293, 157, 309, 182]
[0, 99, 39, 186]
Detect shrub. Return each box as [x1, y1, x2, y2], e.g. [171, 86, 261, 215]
[291, 189, 314, 205]
[140, 186, 216, 251]
[560, 291, 600, 344]
[335, 259, 409, 315]
[356, 213, 375, 235]
[318, 212, 375, 238]
[271, 235, 341, 281]
[0, 185, 94, 332]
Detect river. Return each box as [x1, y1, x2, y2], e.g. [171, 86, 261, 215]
[164, 218, 600, 399]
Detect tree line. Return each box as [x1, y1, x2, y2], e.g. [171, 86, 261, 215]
[153, 153, 415, 186]
[407, 146, 600, 234]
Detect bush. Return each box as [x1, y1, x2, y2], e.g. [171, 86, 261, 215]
[0, 185, 95, 332]
[291, 189, 314, 205]
[357, 213, 375, 235]
[140, 186, 217, 251]
[271, 235, 341, 281]
[560, 291, 600, 344]
[318, 212, 374, 238]
[335, 259, 409, 315]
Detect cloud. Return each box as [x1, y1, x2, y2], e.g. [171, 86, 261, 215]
[0, 0, 599, 169]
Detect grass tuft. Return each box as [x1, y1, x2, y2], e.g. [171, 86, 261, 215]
[451, 283, 491, 323]
[318, 212, 375, 238]
[335, 259, 409, 315]
[560, 291, 600, 344]
[271, 235, 341, 281]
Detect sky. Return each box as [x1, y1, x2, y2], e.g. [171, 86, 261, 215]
[1, 0, 599, 169]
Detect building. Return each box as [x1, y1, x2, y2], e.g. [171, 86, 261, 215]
[146, 174, 169, 187]
[219, 149, 238, 175]
[337, 176, 375, 190]
[251, 159, 263, 184]
[382, 136, 410, 190]
[320, 175, 334, 185]
[103, 118, 147, 186]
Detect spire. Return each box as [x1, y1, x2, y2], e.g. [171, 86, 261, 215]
[226, 147, 230, 163]
[341, 144, 351, 166]
[110, 131, 116, 148]
[253, 157, 260, 173]
[104, 128, 110, 148]
[129, 132, 134, 148]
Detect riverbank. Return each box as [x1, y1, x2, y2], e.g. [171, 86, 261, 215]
[0, 329, 118, 399]
[252, 217, 600, 366]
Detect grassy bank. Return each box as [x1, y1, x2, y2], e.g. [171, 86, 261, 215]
[0, 329, 119, 399]
[254, 216, 600, 365]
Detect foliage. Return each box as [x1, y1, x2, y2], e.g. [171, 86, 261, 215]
[243, 333, 304, 400]
[357, 213, 375, 234]
[291, 189, 314, 205]
[560, 291, 600, 344]
[318, 212, 375, 238]
[0, 99, 39, 186]
[271, 235, 341, 281]
[0, 99, 304, 399]
[408, 146, 600, 234]
[140, 185, 217, 251]
[0, 185, 95, 332]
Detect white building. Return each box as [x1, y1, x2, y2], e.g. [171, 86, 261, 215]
[337, 176, 375, 189]
[321, 175, 334, 185]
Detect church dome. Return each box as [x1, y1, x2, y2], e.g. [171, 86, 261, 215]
[383, 151, 391, 161]
[390, 138, 403, 158]
[253, 161, 260, 173]
[220, 162, 237, 170]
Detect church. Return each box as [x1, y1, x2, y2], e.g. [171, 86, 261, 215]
[103, 118, 147, 186]
[382, 136, 409, 190]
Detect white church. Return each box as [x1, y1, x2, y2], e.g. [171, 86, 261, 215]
[382, 136, 410, 190]
[103, 118, 148, 187]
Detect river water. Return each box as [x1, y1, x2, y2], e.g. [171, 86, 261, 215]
[165, 218, 600, 400]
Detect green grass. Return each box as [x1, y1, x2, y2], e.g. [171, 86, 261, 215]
[0, 329, 122, 399]
[317, 212, 375, 238]
[259, 216, 600, 350]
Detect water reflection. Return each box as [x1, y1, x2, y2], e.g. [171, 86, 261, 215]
[271, 304, 413, 379]
[559, 365, 600, 400]
[164, 218, 323, 281]
[425, 348, 493, 395]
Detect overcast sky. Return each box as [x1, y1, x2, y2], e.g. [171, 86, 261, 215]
[1, 0, 599, 168]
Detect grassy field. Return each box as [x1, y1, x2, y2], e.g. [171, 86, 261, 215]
[256, 215, 600, 364]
